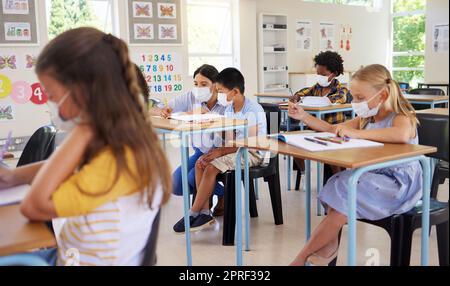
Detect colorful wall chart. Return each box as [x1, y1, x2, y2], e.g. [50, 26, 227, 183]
[137, 52, 183, 94]
[0, 0, 39, 45]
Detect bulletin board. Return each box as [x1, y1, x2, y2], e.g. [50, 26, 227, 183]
[0, 0, 39, 45]
[126, 0, 182, 45]
[134, 51, 183, 94]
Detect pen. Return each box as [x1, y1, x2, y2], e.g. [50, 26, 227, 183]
[305, 137, 328, 146]
[314, 137, 342, 144]
[0, 131, 13, 163]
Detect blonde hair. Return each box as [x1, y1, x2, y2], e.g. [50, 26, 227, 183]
[351, 64, 418, 130]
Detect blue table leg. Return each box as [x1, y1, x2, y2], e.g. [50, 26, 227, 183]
[244, 127, 250, 252]
[419, 157, 431, 266]
[180, 132, 192, 266]
[316, 162, 323, 216]
[305, 160, 312, 241]
[287, 116, 292, 191]
[235, 147, 244, 266]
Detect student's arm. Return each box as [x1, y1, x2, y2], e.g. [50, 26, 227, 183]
[335, 115, 415, 144]
[289, 87, 312, 103]
[327, 86, 348, 104]
[20, 125, 93, 221]
[0, 162, 45, 189]
[289, 102, 359, 133]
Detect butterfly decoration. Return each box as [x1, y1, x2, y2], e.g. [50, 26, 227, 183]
[26, 54, 37, 69]
[137, 26, 152, 38]
[161, 26, 175, 39]
[0, 55, 17, 70]
[135, 3, 151, 16]
[160, 5, 174, 17]
[0, 106, 13, 121]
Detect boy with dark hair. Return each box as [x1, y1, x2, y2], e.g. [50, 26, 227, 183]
[173, 68, 267, 233]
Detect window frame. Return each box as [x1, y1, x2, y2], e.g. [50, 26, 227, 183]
[186, 0, 240, 76]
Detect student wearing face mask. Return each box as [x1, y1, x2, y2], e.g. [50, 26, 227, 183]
[150, 64, 227, 217]
[288, 64, 421, 266]
[289, 51, 350, 125]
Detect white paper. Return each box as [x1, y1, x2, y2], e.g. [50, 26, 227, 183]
[433, 23, 449, 53]
[280, 132, 384, 152]
[298, 96, 332, 107]
[319, 22, 336, 51]
[0, 184, 30, 206]
[169, 113, 224, 122]
[296, 20, 312, 51]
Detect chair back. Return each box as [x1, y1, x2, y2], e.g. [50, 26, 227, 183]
[260, 103, 281, 134]
[409, 88, 445, 96]
[17, 126, 57, 167]
[141, 210, 161, 266]
[417, 113, 449, 162]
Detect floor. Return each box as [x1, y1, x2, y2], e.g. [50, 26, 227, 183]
[156, 139, 448, 266]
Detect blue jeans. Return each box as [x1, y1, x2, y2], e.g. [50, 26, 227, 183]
[172, 148, 224, 197]
[30, 248, 58, 266]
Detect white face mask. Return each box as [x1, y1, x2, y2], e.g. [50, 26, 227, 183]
[217, 92, 233, 107]
[192, 87, 212, 102]
[48, 92, 80, 132]
[317, 75, 333, 87]
[351, 90, 383, 119]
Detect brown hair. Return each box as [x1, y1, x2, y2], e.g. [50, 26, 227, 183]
[36, 27, 171, 207]
[351, 64, 418, 131]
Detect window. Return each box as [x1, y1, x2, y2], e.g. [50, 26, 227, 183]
[303, 0, 375, 7]
[46, 0, 117, 40]
[187, 0, 237, 75]
[391, 0, 426, 87]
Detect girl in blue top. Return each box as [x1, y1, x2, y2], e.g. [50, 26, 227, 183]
[288, 64, 422, 266]
[150, 65, 226, 216]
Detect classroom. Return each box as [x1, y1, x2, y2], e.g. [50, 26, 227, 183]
[0, 0, 448, 269]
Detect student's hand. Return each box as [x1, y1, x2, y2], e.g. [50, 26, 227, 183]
[288, 102, 308, 121]
[161, 107, 173, 118]
[333, 125, 361, 139]
[0, 166, 15, 189]
[198, 149, 224, 166]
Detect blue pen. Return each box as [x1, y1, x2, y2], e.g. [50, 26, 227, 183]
[0, 131, 13, 163]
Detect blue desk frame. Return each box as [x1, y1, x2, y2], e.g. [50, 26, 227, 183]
[156, 122, 249, 266]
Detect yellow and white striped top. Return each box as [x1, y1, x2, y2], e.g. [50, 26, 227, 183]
[52, 147, 161, 266]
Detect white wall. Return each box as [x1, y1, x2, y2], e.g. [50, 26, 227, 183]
[239, 0, 392, 95]
[425, 0, 449, 84]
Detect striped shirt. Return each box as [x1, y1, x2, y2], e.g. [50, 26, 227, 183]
[289, 79, 350, 124]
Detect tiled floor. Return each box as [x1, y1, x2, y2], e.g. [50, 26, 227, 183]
[157, 140, 448, 266]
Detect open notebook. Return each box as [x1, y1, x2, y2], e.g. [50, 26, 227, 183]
[169, 113, 224, 123]
[271, 132, 384, 152]
[0, 184, 30, 206]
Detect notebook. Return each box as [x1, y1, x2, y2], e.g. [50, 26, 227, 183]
[169, 113, 224, 123]
[271, 132, 384, 152]
[298, 96, 332, 108]
[0, 184, 30, 206]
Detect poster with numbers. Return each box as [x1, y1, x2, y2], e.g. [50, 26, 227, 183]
[135, 52, 183, 95]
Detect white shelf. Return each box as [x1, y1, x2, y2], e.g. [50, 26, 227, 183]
[263, 28, 287, 32]
[264, 87, 289, 92]
[264, 70, 287, 73]
[264, 51, 287, 54]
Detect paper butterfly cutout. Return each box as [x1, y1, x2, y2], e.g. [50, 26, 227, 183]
[137, 26, 152, 38]
[26, 55, 37, 69]
[161, 26, 175, 38]
[160, 5, 174, 17]
[0, 55, 17, 70]
[0, 106, 13, 121]
[135, 4, 151, 16]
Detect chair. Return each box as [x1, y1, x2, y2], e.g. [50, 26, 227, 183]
[141, 210, 162, 266]
[332, 113, 449, 266]
[16, 125, 57, 167]
[220, 103, 283, 246]
[409, 88, 445, 96]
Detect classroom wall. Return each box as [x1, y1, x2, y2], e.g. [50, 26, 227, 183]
[425, 0, 449, 84]
[239, 0, 392, 95]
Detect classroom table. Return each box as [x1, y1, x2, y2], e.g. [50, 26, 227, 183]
[405, 94, 449, 109]
[151, 116, 249, 266]
[255, 93, 290, 103]
[231, 134, 436, 266]
[416, 108, 449, 116]
[279, 104, 355, 215]
[0, 204, 56, 257]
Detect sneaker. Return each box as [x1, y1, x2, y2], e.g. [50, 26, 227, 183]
[173, 215, 197, 234]
[212, 197, 224, 217]
[191, 214, 216, 232]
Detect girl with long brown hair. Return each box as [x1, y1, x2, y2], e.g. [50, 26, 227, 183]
[0, 27, 171, 266]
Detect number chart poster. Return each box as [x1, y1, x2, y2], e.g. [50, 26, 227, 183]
[136, 52, 183, 95]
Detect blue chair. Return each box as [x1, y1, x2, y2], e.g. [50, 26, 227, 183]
[0, 255, 48, 266]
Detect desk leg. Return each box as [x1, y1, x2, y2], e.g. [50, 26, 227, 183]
[347, 172, 359, 266]
[254, 179, 259, 200]
[180, 133, 192, 266]
[316, 162, 323, 216]
[305, 160, 312, 241]
[244, 127, 250, 252]
[419, 157, 431, 266]
[235, 147, 244, 266]
[287, 116, 292, 191]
